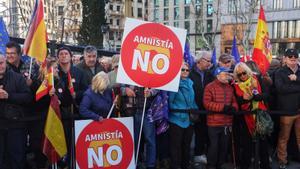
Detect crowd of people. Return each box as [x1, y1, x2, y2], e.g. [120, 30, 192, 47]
[0, 40, 299, 169]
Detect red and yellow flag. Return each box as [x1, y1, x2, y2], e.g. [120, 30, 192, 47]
[35, 67, 53, 101]
[68, 72, 75, 95]
[43, 94, 67, 163]
[252, 5, 272, 75]
[23, 0, 48, 63]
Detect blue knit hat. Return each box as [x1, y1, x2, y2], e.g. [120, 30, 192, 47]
[214, 67, 231, 76]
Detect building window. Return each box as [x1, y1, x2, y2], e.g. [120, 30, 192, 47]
[174, 0, 179, 5]
[185, 6, 190, 19]
[164, 22, 169, 25]
[174, 21, 179, 27]
[281, 21, 288, 38]
[207, 4, 213, 17]
[273, 21, 278, 39]
[207, 0, 213, 2]
[195, 20, 203, 33]
[207, 20, 213, 32]
[58, 6, 63, 15]
[110, 5, 113, 10]
[273, 0, 283, 10]
[117, 6, 120, 11]
[185, 0, 191, 5]
[116, 19, 120, 26]
[138, 0, 142, 2]
[154, 8, 159, 21]
[164, 0, 169, 6]
[296, 20, 300, 38]
[164, 8, 169, 20]
[174, 7, 179, 20]
[110, 19, 113, 24]
[154, 0, 159, 7]
[185, 21, 190, 33]
[228, 0, 239, 14]
[138, 8, 143, 17]
[196, 0, 202, 4]
[288, 21, 295, 38]
[195, 5, 202, 16]
[294, 0, 300, 8]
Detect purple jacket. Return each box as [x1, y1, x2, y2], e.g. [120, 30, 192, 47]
[79, 87, 113, 120]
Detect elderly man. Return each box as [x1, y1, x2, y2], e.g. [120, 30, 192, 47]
[275, 49, 300, 169]
[218, 54, 234, 69]
[76, 45, 104, 85]
[189, 51, 214, 164]
[0, 54, 32, 169]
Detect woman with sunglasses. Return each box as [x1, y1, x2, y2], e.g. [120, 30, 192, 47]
[233, 62, 271, 169]
[168, 62, 198, 169]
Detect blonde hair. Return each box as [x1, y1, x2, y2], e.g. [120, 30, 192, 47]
[233, 62, 253, 82]
[91, 71, 110, 94]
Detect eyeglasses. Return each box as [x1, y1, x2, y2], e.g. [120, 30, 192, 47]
[287, 55, 299, 59]
[6, 52, 17, 55]
[181, 68, 190, 72]
[237, 71, 247, 77]
[198, 58, 211, 64]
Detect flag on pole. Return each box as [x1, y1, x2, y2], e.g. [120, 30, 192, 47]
[211, 48, 217, 66]
[67, 72, 75, 95]
[0, 17, 9, 54]
[23, 0, 48, 63]
[36, 66, 53, 101]
[183, 42, 195, 68]
[231, 36, 240, 64]
[43, 94, 67, 164]
[252, 5, 272, 75]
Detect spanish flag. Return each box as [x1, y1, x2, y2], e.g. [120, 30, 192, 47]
[35, 67, 53, 101]
[23, 0, 48, 63]
[252, 5, 272, 75]
[43, 94, 67, 163]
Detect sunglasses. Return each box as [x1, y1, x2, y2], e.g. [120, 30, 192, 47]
[237, 71, 247, 77]
[223, 60, 231, 64]
[287, 55, 299, 59]
[181, 68, 190, 72]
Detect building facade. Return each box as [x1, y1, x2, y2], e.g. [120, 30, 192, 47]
[147, 0, 222, 55]
[55, 0, 82, 44]
[104, 0, 148, 51]
[221, 0, 300, 57]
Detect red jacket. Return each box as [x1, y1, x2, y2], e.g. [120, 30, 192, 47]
[203, 79, 238, 127]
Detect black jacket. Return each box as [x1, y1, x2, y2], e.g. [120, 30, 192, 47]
[58, 65, 88, 107]
[0, 69, 32, 128]
[274, 66, 300, 112]
[76, 61, 104, 85]
[189, 66, 214, 110]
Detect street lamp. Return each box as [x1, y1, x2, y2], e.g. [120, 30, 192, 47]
[101, 23, 110, 50]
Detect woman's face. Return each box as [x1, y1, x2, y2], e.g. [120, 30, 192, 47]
[236, 67, 249, 82]
[181, 64, 190, 79]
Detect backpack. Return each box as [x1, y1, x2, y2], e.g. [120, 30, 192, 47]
[255, 109, 274, 136]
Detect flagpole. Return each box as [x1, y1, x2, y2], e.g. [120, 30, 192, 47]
[28, 57, 33, 79]
[106, 96, 118, 119]
[135, 97, 147, 165]
[51, 66, 54, 87]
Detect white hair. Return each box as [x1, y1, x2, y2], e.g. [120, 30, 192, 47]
[194, 51, 211, 62]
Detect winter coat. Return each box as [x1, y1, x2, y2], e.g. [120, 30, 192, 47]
[168, 78, 198, 128]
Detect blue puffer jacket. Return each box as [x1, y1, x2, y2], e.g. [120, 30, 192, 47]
[168, 78, 198, 128]
[79, 87, 113, 120]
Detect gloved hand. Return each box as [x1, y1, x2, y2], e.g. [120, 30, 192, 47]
[252, 94, 263, 101]
[223, 105, 237, 114]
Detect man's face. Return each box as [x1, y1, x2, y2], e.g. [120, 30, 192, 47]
[6, 47, 20, 65]
[0, 57, 7, 76]
[58, 49, 72, 65]
[285, 55, 298, 67]
[197, 57, 211, 71]
[219, 59, 232, 68]
[84, 52, 97, 67]
[217, 72, 230, 83]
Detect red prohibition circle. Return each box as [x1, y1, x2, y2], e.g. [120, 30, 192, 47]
[121, 23, 183, 88]
[76, 119, 134, 169]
